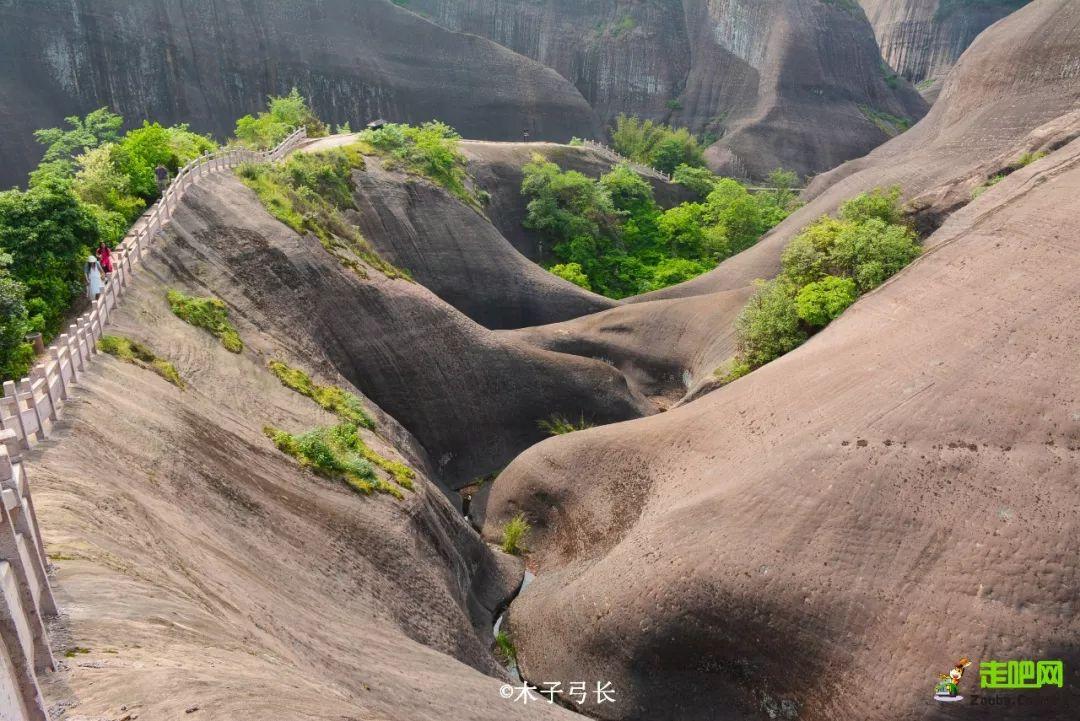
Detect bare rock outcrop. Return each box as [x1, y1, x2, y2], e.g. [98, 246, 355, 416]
[482, 119, 1080, 721]
[407, 0, 930, 179]
[30, 196, 580, 720]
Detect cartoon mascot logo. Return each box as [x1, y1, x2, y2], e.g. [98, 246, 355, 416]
[933, 657, 972, 702]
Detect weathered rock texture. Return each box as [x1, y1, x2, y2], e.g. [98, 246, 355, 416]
[480, 3, 1080, 719]
[29, 201, 583, 719]
[0, 0, 599, 187]
[407, 0, 930, 179]
[0, 0, 929, 185]
[860, 0, 1031, 94]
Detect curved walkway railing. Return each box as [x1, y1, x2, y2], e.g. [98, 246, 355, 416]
[0, 127, 308, 455]
[0, 126, 306, 721]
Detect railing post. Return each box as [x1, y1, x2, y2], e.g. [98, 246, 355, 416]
[33, 365, 57, 423]
[68, 325, 85, 373]
[60, 335, 79, 384]
[3, 381, 29, 449]
[49, 347, 68, 401]
[77, 317, 96, 356]
[20, 379, 45, 442]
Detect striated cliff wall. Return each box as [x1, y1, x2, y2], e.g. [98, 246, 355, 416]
[860, 0, 1032, 91]
[405, 0, 929, 179]
[0, 0, 599, 186]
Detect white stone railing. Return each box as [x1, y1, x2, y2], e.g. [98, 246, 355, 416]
[0, 125, 306, 721]
[579, 140, 673, 182]
[0, 127, 307, 453]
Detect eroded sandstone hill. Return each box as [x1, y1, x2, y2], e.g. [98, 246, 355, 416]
[505, 0, 1080, 404]
[477, 2, 1080, 719]
[0, 0, 598, 187]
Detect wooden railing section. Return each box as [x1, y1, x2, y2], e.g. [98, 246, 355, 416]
[0, 126, 306, 721]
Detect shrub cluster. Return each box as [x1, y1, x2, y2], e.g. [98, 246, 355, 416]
[522, 156, 798, 298]
[237, 144, 410, 280]
[727, 187, 921, 379]
[357, 121, 479, 207]
[264, 423, 413, 499]
[166, 290, 243, 353]
[234, 88, 327, 149]
[610, 115, 705, 175]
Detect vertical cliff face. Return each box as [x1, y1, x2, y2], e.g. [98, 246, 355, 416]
[859, 0, 1032, 93]
[0, 0, 599, 186]
[402, 0, 693, 124]
[406, 0, 929, 179]
[2, 0, 927, 184]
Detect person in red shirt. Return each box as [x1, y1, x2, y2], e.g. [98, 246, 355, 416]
[96, 241, 113, 275]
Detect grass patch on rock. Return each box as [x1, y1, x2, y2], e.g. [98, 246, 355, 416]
[99, 334, 185, 389]
[538, 414, 595, 436]
[166, 290, 243, 353]
[264, 422, 414, 499]
[501, 513, 530, 556]
[268, 359, 375, 430]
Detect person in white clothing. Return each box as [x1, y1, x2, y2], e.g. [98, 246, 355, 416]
[85, 255, 104, 300]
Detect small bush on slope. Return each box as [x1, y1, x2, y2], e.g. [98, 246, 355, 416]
[237, 145, 410, 281]
[234, 88, 327, 149]
[501, 513, 531, 556]
[358, 122, 479, 208]
[99, 335, 184, 389]
[166, 290, 243, 353]
[725, 187, 920, 379]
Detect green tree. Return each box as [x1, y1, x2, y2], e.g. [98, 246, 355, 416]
[549, 262, 592, 290]
[838, 186, 905, 225]
[794, 275, 857, 327]
[611, 115, 705, 174]
[647, 257, 710, 291]
[734, 279, 806, 369]
[0, 179, 98, 337]
[672, 164, 717, 197]
[33, 108, 123, 172]
[0, 256, 33, 380]
[235, 88, 326, 149]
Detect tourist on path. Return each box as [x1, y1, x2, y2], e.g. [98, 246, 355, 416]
[84, 256, 104, 300]
[96, 241, 113, 275]
[155, 164, 170, 194]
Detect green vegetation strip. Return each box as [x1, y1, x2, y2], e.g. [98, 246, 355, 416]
[269, 360, 375, 429]
[265, 359, 414, 500]
[167, 290, 243, 353]
[357, 121, 483, 208]
[721, 187, 921, 381]
[99, 335, 185, 389]
[538, 414, 594, 436]
[264, 423, 414, 499]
